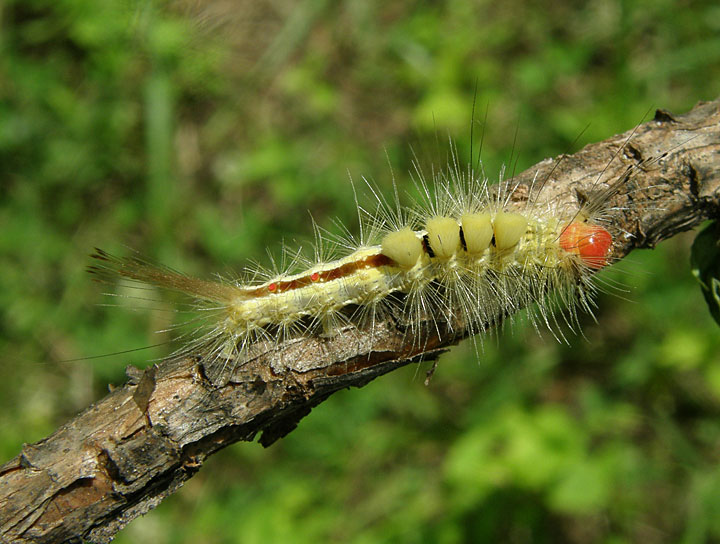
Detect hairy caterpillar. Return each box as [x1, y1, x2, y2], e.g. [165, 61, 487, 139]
[89, 136, 637, 384]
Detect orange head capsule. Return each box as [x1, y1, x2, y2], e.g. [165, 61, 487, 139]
[559, 222, 613, 269]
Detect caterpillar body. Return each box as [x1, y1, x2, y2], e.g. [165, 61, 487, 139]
[90, 150, 623, 383]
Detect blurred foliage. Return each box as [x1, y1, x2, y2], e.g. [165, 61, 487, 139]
[1, 0, 720, 542]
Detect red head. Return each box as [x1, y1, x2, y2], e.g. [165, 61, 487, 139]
[559, 222, 613, 269]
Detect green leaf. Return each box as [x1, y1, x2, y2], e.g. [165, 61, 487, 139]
[691, 221, 720, 326]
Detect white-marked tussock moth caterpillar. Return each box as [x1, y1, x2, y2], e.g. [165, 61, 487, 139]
[88, 125, 650, 385]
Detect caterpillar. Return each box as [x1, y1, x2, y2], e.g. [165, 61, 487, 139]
[89, 133, 645, 384]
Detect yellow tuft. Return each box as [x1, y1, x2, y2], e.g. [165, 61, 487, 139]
[461, 213, 493, 255]
[425, 216, 461, 258]
[381, 227, 423, 268]
[493, 212, 528, 250]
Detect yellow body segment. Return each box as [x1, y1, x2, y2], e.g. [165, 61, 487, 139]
[493, 212, 528, 250]
[381, 227, 423, 268]
[426, 216, 461, 258]
[460, 213, 493, 254]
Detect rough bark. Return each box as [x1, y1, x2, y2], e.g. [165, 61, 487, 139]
[1, 98, 719, 544]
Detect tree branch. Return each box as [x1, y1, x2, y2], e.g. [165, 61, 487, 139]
[2, 98, 719, 544]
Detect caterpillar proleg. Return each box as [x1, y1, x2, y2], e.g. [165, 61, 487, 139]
[89, 131, 640, 385]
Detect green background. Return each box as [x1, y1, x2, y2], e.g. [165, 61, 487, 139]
[2, 1, 720, 542]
